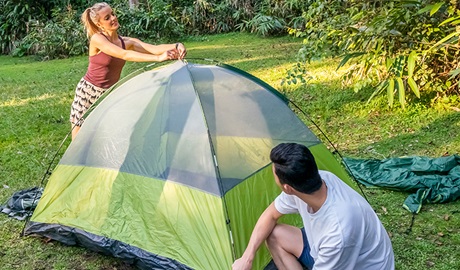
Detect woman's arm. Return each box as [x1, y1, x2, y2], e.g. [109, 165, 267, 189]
[124, 37, 186, 59]
[91, 33, 175, 62]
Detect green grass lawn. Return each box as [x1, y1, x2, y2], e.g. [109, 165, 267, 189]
[1, 32, 459, 269]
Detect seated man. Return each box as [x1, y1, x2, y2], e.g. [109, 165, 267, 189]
[232, 143, 394, 270]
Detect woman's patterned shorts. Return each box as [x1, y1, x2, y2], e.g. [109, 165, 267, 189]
[70, 78, 108, 127]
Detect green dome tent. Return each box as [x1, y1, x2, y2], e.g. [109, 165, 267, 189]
[25, 61, 355, 269]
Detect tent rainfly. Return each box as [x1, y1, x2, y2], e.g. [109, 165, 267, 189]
[25, 61, 355, 269]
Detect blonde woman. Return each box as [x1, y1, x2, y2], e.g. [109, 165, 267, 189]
[70, 2, 186, 140]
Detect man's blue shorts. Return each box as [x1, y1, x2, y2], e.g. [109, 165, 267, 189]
[298, 228, 315, 269]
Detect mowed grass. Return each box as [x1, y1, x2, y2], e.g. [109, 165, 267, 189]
[1, 32, 459, 269]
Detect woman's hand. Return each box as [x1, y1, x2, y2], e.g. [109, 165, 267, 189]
[158, 49, 178, 61]
[176, 43, 187, 60]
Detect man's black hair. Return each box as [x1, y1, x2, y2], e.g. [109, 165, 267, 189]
[270, 143, 322, 194]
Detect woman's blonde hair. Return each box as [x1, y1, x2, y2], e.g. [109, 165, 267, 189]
[81, 2, 110, 38]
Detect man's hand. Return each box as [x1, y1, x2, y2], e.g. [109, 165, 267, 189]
[233, 203, 282, 270]
[232, 255, 253, 270]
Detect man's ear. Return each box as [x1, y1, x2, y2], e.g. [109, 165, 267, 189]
[283, 184, 295, 195]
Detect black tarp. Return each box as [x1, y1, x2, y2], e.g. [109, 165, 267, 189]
[0, 187, 42, 220]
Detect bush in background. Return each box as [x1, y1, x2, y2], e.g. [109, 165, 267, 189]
[175, 0, 239, 35]
[1, 0, 305, 58]
[1, 0, 47, 54]
[236, 0, 306, 36]
[287, 0, 460, 107]
[12, 5, 87, 60]
[113, 0, 185, 40]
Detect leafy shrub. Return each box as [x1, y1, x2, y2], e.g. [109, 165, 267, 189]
[174, 0, 305, 36]
[288, 0, 350, 59]
[12, 6, 87, 60]
[236, 13, 286, 36]
[0, 0, 85, 55]
[176, 0, 238, 35]
[114, 0, 185, 41]
[0, 0, 34, 54]
[281, 62, 311, 86]
[2, 0, 311, 58]
[236, 0, 306, 36]
[289, 0, 460, 108]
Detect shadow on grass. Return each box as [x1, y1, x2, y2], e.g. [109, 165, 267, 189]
[354, 111, 460, 158]
[0, 55, 38, 67]
[285, 81, 370, 118]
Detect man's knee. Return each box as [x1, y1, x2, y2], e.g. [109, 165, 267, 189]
[266, 224, 305, 259]
[265, 224, 285, 248]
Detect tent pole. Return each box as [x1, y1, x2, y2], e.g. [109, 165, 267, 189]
[183, 62, 237, 261]
[289, 101, 371, 204]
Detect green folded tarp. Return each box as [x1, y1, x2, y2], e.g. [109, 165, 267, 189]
[344, 155, 460, 213]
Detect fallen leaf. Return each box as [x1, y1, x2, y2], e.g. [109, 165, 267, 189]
[444, 214, 450, 221]
[437, 232, 444, 237]
[381, 206, 388, 214]
[43, 237, 53, 244]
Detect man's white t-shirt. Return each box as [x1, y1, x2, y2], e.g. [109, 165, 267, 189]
[274, 170, 395, 270]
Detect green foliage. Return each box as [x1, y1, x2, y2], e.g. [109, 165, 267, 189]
[289, 0, 460, 108]
[281, 62, 311, 86]
[174, 0, 240, 35]
[236, 0, 306, 36]
[237, 13, 286, 36]
[0, 0, 83, 55]
[0, 0, 33, 54]
[289, 0, 352, 60]
[1, 0, 310, 58]
[12, 6, 87, 60]
[113, 0, 185, 40]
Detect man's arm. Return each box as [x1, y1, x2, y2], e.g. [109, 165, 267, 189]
[232, 202, 283, 270]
